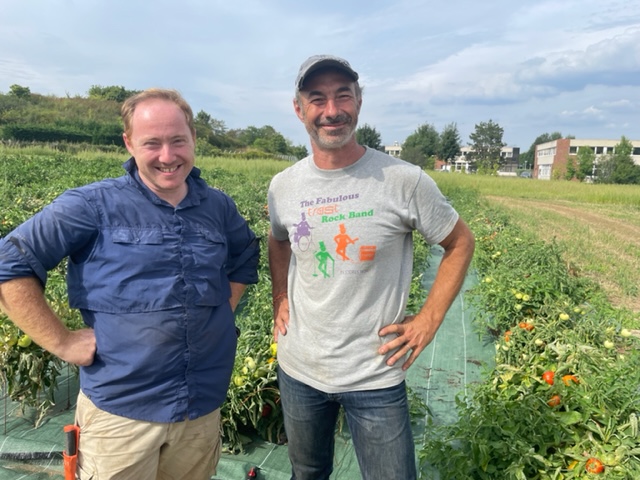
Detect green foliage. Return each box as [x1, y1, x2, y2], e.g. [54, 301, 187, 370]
[596, 136, 640, 185]
[3, 122, 123, 145]
[87, 85, 139, 102]
[418, 186, 640, 479]
[8, 84, 31, 99]
[438, 123, 461, 163]
[0, 87, 305, 159]
[576, 146, 595, 181]
[469, 119, 506, 173]
[402, 123, 440, 167]
[356, 123, 383, 150]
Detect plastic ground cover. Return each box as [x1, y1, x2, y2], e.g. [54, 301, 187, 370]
[0, 246, 494, 479]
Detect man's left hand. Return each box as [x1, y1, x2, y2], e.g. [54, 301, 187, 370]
[377, 314, 436, 371]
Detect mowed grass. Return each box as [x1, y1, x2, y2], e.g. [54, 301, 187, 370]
[429, 172, 640, 314]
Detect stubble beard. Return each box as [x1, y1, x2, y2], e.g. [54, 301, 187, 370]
[306, 116, 358, 150]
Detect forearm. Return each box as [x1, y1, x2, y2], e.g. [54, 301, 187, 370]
[417, 219, 475, 326]
[268, 232, 291, 296]
[268, 231, 292, 340]
[229, 282, 247, 312]
[0, 276, 70, 355]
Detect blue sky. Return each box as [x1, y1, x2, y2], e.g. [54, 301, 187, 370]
[1, 0, 639, 152]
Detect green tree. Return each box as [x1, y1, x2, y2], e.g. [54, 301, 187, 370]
[194, 110, 232, 148]
[597, 136, 640, 184]
[565, 157, 578, 180]
[356, 124, 382, 150]
[88, 85, 139, 102]
[576, 146, 595, 182]
[520, 132, 563, 169]
[9, 84, 31, 99]
[254, 133, 288, 155]
[468, 119, 506, 173]
[289, 144, 309, 160]
[438, 123, 461, 167]
[401, 123, 439, 168]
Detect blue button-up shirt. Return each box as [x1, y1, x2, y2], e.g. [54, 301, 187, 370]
[0, 159, 259, 422]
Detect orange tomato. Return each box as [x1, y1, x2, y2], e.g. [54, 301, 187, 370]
[562, 374, 579, 386]
[585, 457, 604, 474]
[547, 394, 561, 407]
[518, 321, 534, 331]
[542, 370, 555, 385]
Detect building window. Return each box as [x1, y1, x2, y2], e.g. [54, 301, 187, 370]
[595, 146, 604, 154]
[569, 146, 577, 154]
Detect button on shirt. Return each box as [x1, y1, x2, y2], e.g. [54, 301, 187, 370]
[0, 159, 260, 422]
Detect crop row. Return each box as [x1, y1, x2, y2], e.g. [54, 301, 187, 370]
[419, 189, 640, 479]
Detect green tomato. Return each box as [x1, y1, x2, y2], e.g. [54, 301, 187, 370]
[17, 334, 32, 348]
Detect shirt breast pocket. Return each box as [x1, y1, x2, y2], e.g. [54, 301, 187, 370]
[110, 228, 168, 287]
[111, 229, 164, 246]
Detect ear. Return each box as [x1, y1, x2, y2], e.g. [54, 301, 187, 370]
[293, 97, 305, 122]
[123, 133, 135, 156]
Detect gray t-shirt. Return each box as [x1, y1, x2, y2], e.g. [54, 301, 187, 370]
[268, 147, 459, 393]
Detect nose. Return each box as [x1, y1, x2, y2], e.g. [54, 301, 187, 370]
[159, 143, 175, 163]
[324, 98, 339, 117]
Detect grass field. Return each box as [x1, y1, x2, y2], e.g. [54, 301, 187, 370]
[429, 171, 640, 314]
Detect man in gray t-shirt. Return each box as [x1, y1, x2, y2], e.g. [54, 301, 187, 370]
[268, 54, 475, 480]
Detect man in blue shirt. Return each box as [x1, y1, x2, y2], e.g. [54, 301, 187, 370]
[0, 88, 260, 479]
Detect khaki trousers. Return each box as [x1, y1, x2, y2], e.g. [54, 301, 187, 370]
[75, 391, 221, 480]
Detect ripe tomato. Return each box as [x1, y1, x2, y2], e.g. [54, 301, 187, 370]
[585, 457, 604, 474]
[562, 374, 579, 386]
[518, 321, 534, 331]
[261, 404, 272, 417]
[504, 330, 512, 342]
[547, 394, 561, 407]
[542, 370, 555, 385]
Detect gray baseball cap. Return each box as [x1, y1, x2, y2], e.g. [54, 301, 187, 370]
[295, 55, 359, 91]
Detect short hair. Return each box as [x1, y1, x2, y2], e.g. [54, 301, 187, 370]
[121, 88, 195, 138]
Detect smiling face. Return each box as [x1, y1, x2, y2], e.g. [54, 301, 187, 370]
[295, 68, 362, 151]
[123, 98, 196, 206]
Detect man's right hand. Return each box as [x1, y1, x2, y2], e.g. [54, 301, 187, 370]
[273, 297, 290, 341]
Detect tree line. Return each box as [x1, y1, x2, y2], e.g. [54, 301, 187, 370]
[2, 84, 638, 183]
[0, 84, 308, 160]
[356, 121, 640, 184]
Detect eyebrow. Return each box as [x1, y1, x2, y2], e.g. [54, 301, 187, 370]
[306, 85, 354, 98]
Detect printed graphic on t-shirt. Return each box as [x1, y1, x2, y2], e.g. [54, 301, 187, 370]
[293, 192, 377, 278]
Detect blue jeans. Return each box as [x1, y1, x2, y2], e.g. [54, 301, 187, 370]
[277, 366, 416, 480]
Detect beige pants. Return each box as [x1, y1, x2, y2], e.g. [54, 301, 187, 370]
[75, 391, 221, 480]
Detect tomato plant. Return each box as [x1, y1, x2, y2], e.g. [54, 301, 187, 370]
[419, 188, 640, 479]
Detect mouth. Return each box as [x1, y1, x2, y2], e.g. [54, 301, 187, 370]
[157, 165, 180, 173]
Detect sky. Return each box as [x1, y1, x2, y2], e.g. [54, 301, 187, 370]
[1, 0, 639, 152]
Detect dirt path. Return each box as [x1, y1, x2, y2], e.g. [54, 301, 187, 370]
[486, 196, 640, 313]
